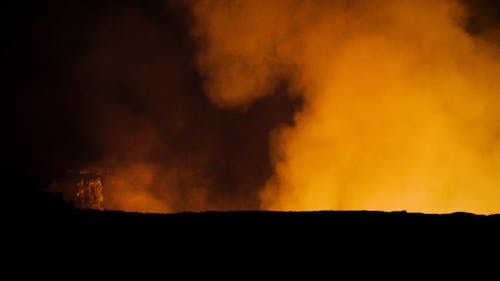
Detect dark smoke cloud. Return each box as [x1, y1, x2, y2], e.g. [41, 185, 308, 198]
[464, 0, 500, 39]
[6, 0, 300, 211]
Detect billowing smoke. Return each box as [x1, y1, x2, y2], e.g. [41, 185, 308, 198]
[191, 0, 500, 214]
[8, 0, 499, 214]
[7, 0, 299, 212]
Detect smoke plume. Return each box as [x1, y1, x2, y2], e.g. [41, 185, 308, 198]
[7, 0, 500, 214]
[191, 0, 500, 214]
[7, 0, 299, 212]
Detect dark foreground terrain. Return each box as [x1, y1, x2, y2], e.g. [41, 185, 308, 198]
[11, 190, 498, 271]
[12, 190, 500, 256]
[23, 190, 500, 226]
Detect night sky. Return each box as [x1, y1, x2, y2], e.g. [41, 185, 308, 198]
[5, 0, 500, 211]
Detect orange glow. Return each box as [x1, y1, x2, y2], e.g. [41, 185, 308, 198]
[102, 163, 171, 213]
[75, 177, 104, 210]
[192, 0, 500, 214]
[101, 162, 210, 213]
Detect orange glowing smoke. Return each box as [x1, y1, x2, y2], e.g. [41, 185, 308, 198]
[192, 0, 500, 214]
[100, 162, 210, 213]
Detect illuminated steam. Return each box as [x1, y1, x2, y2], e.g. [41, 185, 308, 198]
[191, 0, 500, 214]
